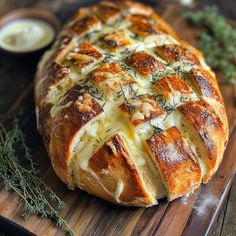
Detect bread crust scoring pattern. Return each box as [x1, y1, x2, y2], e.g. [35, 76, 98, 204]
[35, 1, 229, 207]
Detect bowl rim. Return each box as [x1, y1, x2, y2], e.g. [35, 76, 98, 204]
[0, 7, 61, 54]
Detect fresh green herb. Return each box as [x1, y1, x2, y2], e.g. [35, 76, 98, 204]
[102, 101, 106, 108]
[128, 83, 139, 96]
[0, 119, 74, 235]
[153, 94, 177, 120]
[121, 47, 133, 56]
[93, 136, 103, 149]
[117, 83, 129, 102]
[171, 62, 193, 77]
[163, 99, 177, 120]
[149, 122, 164, 136]
[179, 95, 192, 103]
[81, 30, 100, 44]
[184, 6, 236, 84]
[128, 71, 138, 81]
[83, 85, 104, 101]
[121, 45, 140, 57]
[151, 67, 174, 83]
[153, 94, 166, 107]
[129, 33, 140, 40]
[120, 62, 131, 71]
[102, 52, 115, 64]
[106, 128, 112, 133]
[95, 137, 103, 144]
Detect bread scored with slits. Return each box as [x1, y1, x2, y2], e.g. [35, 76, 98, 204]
[35, 1, 229, 207]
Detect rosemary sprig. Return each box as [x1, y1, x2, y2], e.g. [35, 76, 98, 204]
[184, 6, 236, 84]
[0, 119, 74, 235]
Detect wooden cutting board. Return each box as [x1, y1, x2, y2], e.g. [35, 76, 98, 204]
[1, 3, 236, 236]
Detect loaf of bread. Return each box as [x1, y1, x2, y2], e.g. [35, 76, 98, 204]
[35, 1, 229, 206]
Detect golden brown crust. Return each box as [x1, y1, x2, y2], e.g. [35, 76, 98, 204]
[102, 30, 132, 50]
[85, 134, 155, 205]
[48, 85, 103, 188]
[35, 62, 71, 106]
[93, 2, 122, 24]
[189, 68, 221, 99]
[35, 1, 228, 207]
[89, 62, 123, 83]
[128, 14, 159, 37]
[75, 41, 102, 59]
[65, 41, 102, 71]
[126, 51, 165, 76]
[117, 1, 153, 15]
[178, 100, 226, 182]
[155, 44, 200, 65]
[146, 126, 201, 200]
[153, 75, 193, 99]
[69, 15, 101, 36]
[51, 34, 76, 62]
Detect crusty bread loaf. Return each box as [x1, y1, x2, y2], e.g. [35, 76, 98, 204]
[35, 1, 229, 207]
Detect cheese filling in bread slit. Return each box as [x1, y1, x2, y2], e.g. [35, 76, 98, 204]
[71, 102, 166, 203]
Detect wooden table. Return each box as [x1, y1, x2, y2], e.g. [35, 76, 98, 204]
[0, 1, 235, 235]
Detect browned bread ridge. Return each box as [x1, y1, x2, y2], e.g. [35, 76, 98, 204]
[35, 1, 229, 207]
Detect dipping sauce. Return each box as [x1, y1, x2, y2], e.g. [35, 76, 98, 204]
[0, 19, 55, 52]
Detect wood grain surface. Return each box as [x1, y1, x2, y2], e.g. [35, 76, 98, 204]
[0, 1, 236, 236]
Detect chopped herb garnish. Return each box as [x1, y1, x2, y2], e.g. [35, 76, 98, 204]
[106, 128, 112, 133]
[102, 102, 106, 108]
[129, 33, 140, 40]
[153, 94, 166, 107]
[117, 83, 128, 102]
[121, 47, 132, 56]
[153, 94, 177, 120]
[151, 67, 174, 83]
[149, 122, 164, 136]
[128, 83, 139, 96]
[180, 95, 192, 103]
[120, 62, 131, 71]
[102, 52, 114, 63]
[163, 99, 177, 120]
[83, 85, 104, 101]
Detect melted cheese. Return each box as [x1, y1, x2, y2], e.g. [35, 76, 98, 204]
[114, 180, 124, 202]
[50, 101, 72, 118]
[71, 100, 165, 198]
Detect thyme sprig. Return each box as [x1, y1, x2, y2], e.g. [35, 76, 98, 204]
[117, 83, 129, 102]
[83, 84, 104, 101]
[153, 94, 177, 120]
[163, 99, 177, 120]
[184, 6, 236, 84]
[149, 122, 164, 136]
[151, 67, 174, 83]
[0, 119, 74, 235]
